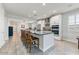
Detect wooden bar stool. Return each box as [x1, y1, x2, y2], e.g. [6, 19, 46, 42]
[32, 36, 39, 48]
[25, 31, 39, 53]
[76, 37, 79, 49]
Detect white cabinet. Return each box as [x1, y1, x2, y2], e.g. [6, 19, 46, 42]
[50, 15, 62, 40]
[32, 32, 54, 52]
[43, 34, 54, 52]
[50, 15, 60, 26]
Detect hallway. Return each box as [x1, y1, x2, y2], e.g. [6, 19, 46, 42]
[0, 32, 79, 55]
[0, 32, 28, 55]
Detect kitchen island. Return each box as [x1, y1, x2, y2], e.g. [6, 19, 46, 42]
[31, 31, 54, 52]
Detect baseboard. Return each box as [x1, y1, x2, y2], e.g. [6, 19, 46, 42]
[63, 39, 78, 45]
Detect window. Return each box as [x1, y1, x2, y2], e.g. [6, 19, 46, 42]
[76, 14, 79, 24]
[68, 15, 75, 25]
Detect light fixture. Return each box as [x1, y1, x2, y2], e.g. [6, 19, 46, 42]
[53, 10, 57, 13]
[42, 3, 46, 6]
[33, 10, 37, 14]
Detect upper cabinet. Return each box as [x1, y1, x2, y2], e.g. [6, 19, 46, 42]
[36, 20, 45, 31]
[50, 15, 62, 27]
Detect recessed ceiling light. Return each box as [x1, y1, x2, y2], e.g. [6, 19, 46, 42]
[42, 3, 46, 6]
[53, 10, 57, 13]
[33, 10, 37, 14]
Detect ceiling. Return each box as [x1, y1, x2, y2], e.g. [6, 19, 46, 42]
[3, 3, 79, 21]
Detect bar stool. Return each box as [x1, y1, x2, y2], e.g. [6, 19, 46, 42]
[76, 37, 79, 49]
[25, 31, 39, 52]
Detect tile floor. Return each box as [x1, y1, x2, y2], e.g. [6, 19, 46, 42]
[0, 32, 79, 55]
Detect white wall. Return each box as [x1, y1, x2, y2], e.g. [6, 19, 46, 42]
[62, 8, 79, 43]
[0, 4, 7, 48]
[7, 16, 30, 37]
[4, 16, 8, 40]
[8, 17, 21, 32]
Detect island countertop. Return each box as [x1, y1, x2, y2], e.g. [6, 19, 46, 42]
[30, 31, 53, 35]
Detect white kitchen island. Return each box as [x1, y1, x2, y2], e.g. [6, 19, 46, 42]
[31, 31, 54, 52]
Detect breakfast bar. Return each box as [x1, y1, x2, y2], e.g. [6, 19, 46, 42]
[31, 31, 54, 52]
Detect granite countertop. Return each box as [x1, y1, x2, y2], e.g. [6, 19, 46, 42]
[31, 31, 53, 35]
